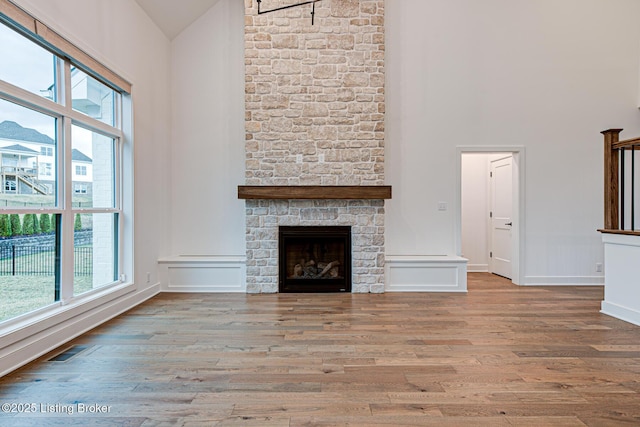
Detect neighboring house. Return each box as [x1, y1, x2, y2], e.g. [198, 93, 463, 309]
[0, 120, 92, 196]
[43, 66, 115, 122]
[71, 148, 93, 196]
[0, 143, 43, 194]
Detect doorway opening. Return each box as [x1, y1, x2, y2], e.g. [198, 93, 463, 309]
[456, 147, 525, 285]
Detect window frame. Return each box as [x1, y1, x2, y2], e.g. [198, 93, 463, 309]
[0, 16, 130, 323]
[73, 183, 87, 194]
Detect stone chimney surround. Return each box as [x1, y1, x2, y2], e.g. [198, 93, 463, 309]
[242, 0, 388, 293]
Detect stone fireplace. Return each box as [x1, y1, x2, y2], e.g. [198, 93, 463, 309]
[241, 0, 388, 293]
[241, 197, 386, 293]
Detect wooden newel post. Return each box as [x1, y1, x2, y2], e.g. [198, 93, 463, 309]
[601, 129, 623, 230]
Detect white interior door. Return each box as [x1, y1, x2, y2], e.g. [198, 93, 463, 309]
[490, 156, 513, 279]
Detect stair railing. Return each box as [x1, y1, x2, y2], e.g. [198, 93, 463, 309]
[600, 129, 640, 235]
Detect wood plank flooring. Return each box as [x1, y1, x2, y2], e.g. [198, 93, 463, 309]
[1, 273, 640, 426]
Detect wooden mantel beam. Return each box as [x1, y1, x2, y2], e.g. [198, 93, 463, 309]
[238, 185, 392, 200]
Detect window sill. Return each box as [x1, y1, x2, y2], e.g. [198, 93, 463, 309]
[0, 281, 137, 341]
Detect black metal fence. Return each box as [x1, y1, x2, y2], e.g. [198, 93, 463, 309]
[0, 245, 92, 276]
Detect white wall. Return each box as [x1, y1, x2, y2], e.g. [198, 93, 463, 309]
[169, 0, 245, 256]
[386, 0, 640, 284]
[461, 153, 489, 271]
[2, 0, 171, 375]
[163, 0, 640, 285]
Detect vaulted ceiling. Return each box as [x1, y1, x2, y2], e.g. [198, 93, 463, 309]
[134, 0, 221, 40]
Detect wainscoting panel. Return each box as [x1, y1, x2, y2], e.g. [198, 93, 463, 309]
[385, 256, 468, 292]
[158, 256, 246, 292]
[600, 233, 640, 326]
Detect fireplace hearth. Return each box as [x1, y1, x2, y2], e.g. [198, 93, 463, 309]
[279, 226, 351, 293]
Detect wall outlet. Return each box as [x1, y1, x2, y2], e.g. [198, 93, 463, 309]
[596, 263, 603, 273]
[146, 272, 151, 283]
[437, 202, 447, 211]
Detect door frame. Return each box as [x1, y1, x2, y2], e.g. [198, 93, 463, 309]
[455, 146, 526, 285]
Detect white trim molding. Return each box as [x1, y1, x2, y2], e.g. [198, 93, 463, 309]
[158, 256, 247, 293]
[600, 233, 640, 326]
[0, 282, 159, 377]
[467, 263, 489, 273]
[385, 255, 468, 292]
[523, 276, 604, 286]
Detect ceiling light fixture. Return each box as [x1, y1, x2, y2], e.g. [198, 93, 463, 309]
[256, 0, 322, 25]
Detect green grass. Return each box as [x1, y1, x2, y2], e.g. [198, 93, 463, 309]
[0, 275, 93, 322]
[0, 248, 94, 322]
[0, 196, 108, 322]
[1, 275, 56, 321]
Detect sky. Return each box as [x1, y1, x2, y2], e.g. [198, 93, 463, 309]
[0, 24, 94, 157]
[0, 23, 55, 136]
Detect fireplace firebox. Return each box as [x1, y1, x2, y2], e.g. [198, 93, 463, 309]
[279, 226, 351, 293]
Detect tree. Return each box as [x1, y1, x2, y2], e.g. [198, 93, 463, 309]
[10, 214, 22, 236]
[0, 214, 10, 238]
[33, 214, 40, 234]
[40, 213, 51, 234]
[23, 214, 35, 235]
[74, 213, 82, 231]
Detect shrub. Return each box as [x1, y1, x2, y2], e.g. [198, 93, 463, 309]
[74, 213, 82, 231]
[40, 214, 51, 234]
[33, 214, 40, 234]
[23, 214, 35, 235]
[10, 214, 22, 236]
[0, 214, 10, 237]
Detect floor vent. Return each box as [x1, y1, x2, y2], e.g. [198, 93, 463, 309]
[48, 345, 90, 362]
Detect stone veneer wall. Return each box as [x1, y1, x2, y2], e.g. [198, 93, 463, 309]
[244, 0, 386, 293]
[245, 199, 385, 293]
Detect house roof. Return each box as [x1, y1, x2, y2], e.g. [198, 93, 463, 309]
[72, 149, 92, 163]
[0, 121, 55, 145]
[0, 144, 40, 155]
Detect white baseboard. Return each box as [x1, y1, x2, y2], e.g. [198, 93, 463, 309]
[523, 276, 604, 286]
[601, 301, 640, 327]
[158, 255, 246, 292]
[385, 255, 468, 292]
[0, 282, 160, 377]
[467, 264, 489, 273]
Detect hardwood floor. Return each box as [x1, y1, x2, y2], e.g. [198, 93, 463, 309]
[1, 273, 640, 426]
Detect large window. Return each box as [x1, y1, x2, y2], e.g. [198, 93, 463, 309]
[0, 20, 127, 323]
[0, 21, 56, 100]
